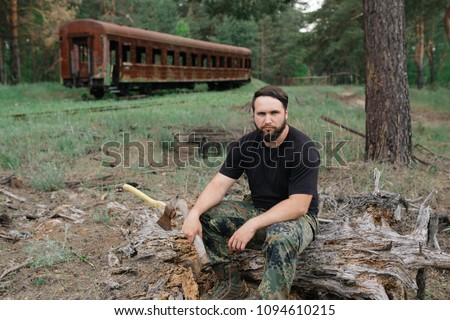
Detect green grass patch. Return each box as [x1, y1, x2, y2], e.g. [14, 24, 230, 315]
[25, 235, 72, 268]
[0, 80, 448, 197]
[409, 87, 450, 112]
[29, 163, 66, 192]
[91, 208, 115, 226]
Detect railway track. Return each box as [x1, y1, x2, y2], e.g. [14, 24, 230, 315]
[2, 100, 165, 120]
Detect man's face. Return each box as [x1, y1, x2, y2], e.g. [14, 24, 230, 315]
[253, 96, 288, 142]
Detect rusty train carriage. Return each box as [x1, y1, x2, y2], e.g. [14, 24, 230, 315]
[59, 19, 252, 98]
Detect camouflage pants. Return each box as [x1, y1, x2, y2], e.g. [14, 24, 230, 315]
[200, 200, 318, 300]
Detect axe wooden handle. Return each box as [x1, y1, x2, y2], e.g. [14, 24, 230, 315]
[122, 184, 166, 211]
[176, 199, 210, 266]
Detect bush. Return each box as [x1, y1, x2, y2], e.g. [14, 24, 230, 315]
[30, 163, 65, 192]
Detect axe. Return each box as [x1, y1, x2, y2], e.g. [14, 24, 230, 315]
[122, 183, 175, 231]
[122, 183, 210, 266]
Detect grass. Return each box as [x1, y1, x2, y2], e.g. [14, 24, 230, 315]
[31, 277, 46, 286]
[409, 87, 450, 112]
[91, 208, 115, 225]
[29, 163, 66, 192]
[24, 235, 72, 269]
[0, 80, 448, 201]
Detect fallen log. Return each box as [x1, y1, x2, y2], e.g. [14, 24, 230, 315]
[236, 189, 450, 299]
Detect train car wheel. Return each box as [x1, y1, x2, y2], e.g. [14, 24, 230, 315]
[207, 82, 218, 91]
[91, 88, 105, 99]
[119, 85, 129, 97]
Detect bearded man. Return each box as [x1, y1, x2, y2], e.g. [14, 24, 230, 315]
[183, 85, 320, 299]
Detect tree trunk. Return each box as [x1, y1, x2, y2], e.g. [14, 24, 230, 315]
[260, 21, 265, 82]
[445, 5, 450, 43]
[0, 36, 4, 84]
[426, 41, 435, 85]
[102, 0, 116, 16]
[363, 0, 412, 165]
[414, 17, 425, 89]
[10, 0, 20, 84]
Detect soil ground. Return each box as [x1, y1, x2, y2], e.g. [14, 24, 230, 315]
[1, 154, 449, 300]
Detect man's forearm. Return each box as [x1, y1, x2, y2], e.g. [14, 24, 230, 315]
[189, 172, 236, 218]
[250, 194, 312, 230]
[190, 186, 224, 217]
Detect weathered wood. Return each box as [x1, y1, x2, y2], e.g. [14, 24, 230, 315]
[174, 126, 239, 158]
[236, 190, 450, 300]
[319, 116, 441, 170]
[64, 174, 114, 188]
[0, 258, 33, 280]
[320, 115, 366, 138]
[0, 175, 15, 185]
[415, 143, 450, 162]
[0, 188, 26, 202]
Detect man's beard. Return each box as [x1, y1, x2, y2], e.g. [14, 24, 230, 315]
[255, 119, 287, 142]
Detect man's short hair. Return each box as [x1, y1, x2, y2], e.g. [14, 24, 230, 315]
[251, 85, 289, 111]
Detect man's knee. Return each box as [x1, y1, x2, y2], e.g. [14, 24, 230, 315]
[199, 202, 228, 227]
[264, 222, 300, 257]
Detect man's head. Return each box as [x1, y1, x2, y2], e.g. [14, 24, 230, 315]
[252, 86, 289, 143]
[251, 85, 289, 112]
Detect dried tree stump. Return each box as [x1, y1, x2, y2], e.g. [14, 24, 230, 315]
[237, 190, 450, 299]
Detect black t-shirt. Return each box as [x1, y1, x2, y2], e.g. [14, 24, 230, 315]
[219, 126, 320, 215]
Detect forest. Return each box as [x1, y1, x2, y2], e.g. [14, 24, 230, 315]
[0, 0, 449, 88]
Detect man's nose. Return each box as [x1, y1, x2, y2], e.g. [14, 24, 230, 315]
[264, 115, 272, 124]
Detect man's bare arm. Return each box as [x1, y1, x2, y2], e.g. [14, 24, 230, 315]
[228, 194, 312, 251]
[182, 172, 236, 243]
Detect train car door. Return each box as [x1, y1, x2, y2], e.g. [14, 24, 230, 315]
[109, 40, 120, 85]
[70, 37, 91, 79]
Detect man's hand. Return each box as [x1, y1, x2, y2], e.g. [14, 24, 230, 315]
[182, 212, 202, 244]
[228, 219, 258, 251]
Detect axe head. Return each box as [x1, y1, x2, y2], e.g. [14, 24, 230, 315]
[156, 205, 177, 231]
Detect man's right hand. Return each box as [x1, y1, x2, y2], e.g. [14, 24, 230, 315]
[182, 211, 202, 244]
[181, 173, 236, 244]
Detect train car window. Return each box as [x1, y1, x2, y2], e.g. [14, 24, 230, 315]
[110, 50, 116, 64]
[219, 56, 225, 68]
[211, 55, 217, 68]
[179, 52, 187, 66]
[78, 44, 88, 62]
[233, 58, 238, 68]
[136, 47, 146, 64]
[122, 45, 131, 63]
[227, 57, 232, 68]
[191, 54, 198, 67]
[167, 50, 175, 65]
[153, 49, 162, 65]
[201, 55, 208, 68]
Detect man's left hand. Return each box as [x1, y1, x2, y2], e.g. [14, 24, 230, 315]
[228, 220, 258, 251]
